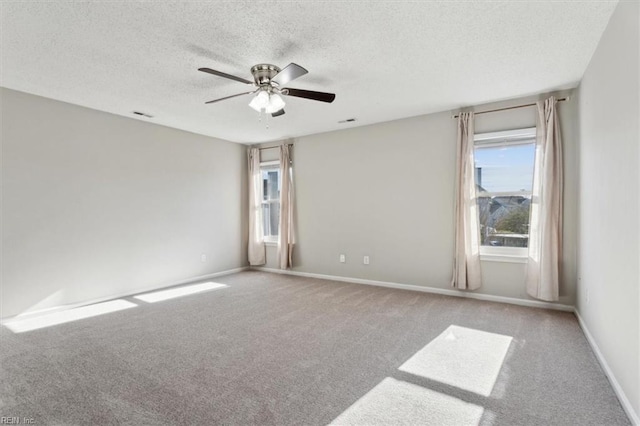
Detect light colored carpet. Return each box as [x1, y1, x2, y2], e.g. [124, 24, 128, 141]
[398, 325, 513, 397]
[0, 271, 630, 425]
[331, 377, 485, 426]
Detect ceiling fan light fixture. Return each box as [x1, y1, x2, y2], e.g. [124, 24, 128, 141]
[200, 63, 334, 114]
[265, 93, 285, 114]
[248, 90, 270, 112]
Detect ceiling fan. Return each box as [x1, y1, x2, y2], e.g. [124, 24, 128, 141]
[198, 63, 335, 117]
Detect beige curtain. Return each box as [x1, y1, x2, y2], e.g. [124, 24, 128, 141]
[277, 144, 296, 269]
[526, 96, 563, 301]
[452, 112, 482, 290]
[247, 147, 265, 266]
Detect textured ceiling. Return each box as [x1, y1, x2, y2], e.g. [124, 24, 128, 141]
[1, 1, 617, 144]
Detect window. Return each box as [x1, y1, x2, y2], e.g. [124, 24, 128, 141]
[474, 128, 536, 258]
[260, 162, 280, 243]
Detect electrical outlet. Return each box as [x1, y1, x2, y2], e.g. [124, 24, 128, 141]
[363, 256, 370, 265]
[339, 254, 346, 263]
[201, 254, 207, 262]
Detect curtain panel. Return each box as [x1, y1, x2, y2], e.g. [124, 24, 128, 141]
[525, 96, 563, 301]
[247, 147, 266, 266]
[452, 112, 482, 290]
[278, 144, 296, 269]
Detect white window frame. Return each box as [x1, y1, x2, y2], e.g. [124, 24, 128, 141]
[260, 161, 280, 245]
[474, 127, 536, 262]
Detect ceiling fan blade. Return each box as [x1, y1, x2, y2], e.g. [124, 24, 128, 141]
[283, 88, 336, 103]
[272, 109, 285, 117]
[272, 63, 308, 86]
[198, 67, 253, 85]
[205, 91, 256, 104]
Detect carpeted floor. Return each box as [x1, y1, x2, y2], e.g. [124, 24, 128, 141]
[0, 271, 630, 425]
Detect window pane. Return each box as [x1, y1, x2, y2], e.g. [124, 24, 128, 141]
[474, 143, 535, 193]
[269, 202, 279, 236]
[262, 203, 270, 236]
[478, 195, 530, 247]
[261, 201, 280, 238]
[261, 168, 280, 201]
[260, 165, 281, 239]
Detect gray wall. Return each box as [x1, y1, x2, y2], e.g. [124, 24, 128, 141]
[1, 88, 247, 318]
[576, 0, 639, 419]
[262, 90, 577, 306]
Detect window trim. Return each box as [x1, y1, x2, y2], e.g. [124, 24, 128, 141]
[474, 127, 536, 261]
[480, 246, 528, 263]
[474, 127, 536, 144]
[263, 237, 278, 246]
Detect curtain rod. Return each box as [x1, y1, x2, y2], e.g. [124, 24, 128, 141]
[452, 97, 568, 119]
[258, 143, 293, 151]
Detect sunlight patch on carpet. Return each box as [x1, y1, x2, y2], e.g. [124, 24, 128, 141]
[399, 325, 513, 397]
[133, 282, 227, 303]
[330, 377, 484, 425]
[3, 300, 137, 333]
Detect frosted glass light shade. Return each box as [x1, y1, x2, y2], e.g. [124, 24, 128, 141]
[265, 93, 286, 114]
[249, 90, 270, 112]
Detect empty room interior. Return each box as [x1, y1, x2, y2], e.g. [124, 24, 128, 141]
[1, 1, 639, 425]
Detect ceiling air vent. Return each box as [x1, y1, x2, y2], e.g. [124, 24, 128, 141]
[133, 111, 153, 118]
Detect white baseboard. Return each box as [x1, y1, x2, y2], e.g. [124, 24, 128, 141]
[1, 266, 249, 322]
[574, 309, 640, 425]
[250, 267, 574, 312]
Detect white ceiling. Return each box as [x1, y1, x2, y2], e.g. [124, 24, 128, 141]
[1, 1, 617, 144]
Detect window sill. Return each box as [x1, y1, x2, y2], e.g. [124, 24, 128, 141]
[264, 239, 278, 247]
[480, 254, 527, 264]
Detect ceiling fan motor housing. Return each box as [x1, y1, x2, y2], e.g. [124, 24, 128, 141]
[251, 64, 281, 86]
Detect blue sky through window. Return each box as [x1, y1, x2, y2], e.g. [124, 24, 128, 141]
[474, 143, 535, 192]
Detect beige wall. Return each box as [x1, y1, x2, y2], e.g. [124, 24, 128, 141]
[261, 90, 577, 306]
[576, 0, 639, 420]
[1, 88, 247, 318]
